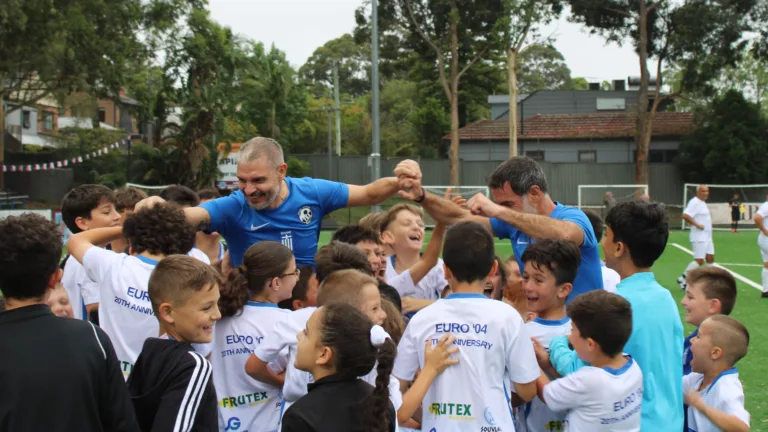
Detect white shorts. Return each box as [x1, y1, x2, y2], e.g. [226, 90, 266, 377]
[691, 240, 714, 259]
[758, 236, 768, 262]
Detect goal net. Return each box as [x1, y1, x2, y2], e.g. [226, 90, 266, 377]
[577, 184, 649, 219]
[681, 183, 768, 230]
[124, 182, 174, 197]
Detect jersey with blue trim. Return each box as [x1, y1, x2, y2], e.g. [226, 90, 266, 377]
[81, 248, 160, 380]
[210, 302, 289, 432]
[393, 293, 540, 432]
[61, 257, 90, 319]
[385, 256, 446, 300]
[524, 317, 572, 432]
[490, 203, 603, 303]
[200, 177, 349, 267]
[543, 356, 643, 431]
[683, 370, 749, 432]
[683, 329, 698, 376]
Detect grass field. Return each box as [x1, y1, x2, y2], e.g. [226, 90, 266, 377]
[319, 229, 768, 429]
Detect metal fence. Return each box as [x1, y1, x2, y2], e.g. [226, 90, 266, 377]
[292, 154, 685, 207]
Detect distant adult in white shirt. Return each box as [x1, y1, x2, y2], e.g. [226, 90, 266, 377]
[678, 185, 713, 290]
[753, 192, 768, 298]
[584, 210, 621, 293]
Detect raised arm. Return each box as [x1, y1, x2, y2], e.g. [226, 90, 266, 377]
[66, 226, 124, 264]
[347, 177, 400, 207]
[134, 196, 210, 228]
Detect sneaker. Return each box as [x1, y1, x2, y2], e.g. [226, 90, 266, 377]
[677, 275, 687, 291]
[762, 292, 768, 298]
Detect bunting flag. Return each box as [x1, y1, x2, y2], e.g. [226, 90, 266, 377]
[2, 136, 131, 172]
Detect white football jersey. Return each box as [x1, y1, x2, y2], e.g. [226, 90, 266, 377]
[601, 264, 621, 294]
[188, 247, 211, 264]
[385, 256, 446, 300]
[393, 293, 540, 432]
[543, 356, 643, 431]
[684, 197, 713, 242]
[525, 317, 572, 432]
[210, 302, 289, 432]
[61, 257, 87, 319]
[683, 370, 749, 432]
[82, 248, 160, 379]
[757, 202, 768, 241]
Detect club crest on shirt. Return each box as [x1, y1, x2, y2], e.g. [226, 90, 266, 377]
[298, 206, 313, 224]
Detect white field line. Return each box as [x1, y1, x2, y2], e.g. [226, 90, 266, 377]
[670, 243, 762, 292]
[716, 263, 763, 267]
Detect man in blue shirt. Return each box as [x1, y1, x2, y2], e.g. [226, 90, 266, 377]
[137, 137, 402, 267]
[395, 156, 602, 302]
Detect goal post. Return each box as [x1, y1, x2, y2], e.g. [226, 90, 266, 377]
[577, 184, 649, 218]
[681, 183, 768, 230]
[124, 182, 174, 197]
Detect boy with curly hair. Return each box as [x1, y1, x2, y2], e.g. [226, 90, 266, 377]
[67, 204, 197, 380]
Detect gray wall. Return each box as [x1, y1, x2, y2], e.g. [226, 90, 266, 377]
[5, 169, 74, 204]
[492, 90, 640, 120]
[291, 154, 684, 207]
[459, 138, 680, 163]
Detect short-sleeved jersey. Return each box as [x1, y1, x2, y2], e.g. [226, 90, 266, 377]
[756, 202, 768, 241]
[524, 317, 572, 432]
[187, 247, 211, 264]
[683, 329, 698, 376]
[490, 203, 603, 302]
[385, 256, 446, 300]
[61, 257, 94, 318]
[210, 302, 289, 432]
[82, 248, 160, 379]
[684, 197, 712, 242]
[393, 293, 539, 432]
[543, 356, 643, 431]
[200, 177, 349, 267]
[683, 370, 749, 432]
[601, 263, 621, 294]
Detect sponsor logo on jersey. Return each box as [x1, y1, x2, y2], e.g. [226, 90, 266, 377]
[120, 360, 134, 376]
[220, 392, 271, 408]
[298, 206, 313, 224]
[429, 402, 475, 420]
[224, 417, 241, 431]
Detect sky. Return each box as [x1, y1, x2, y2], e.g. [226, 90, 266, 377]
[209, 0, 643, 85]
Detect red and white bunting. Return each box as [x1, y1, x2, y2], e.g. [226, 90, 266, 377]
[2, 137, 129, 172]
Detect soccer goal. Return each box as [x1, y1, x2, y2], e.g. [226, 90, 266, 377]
[124, 182, 174, 197]
[681, 183, 768, 230]
[577, 184, 649, 218]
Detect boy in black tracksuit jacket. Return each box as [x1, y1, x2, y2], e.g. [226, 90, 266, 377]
[127, 255, 223, 432]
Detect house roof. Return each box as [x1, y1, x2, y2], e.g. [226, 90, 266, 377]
[447, 112, 695, 141]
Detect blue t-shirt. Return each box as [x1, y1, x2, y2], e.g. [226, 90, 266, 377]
[200, 177, 349, 267]
[489, 203, 603, 303]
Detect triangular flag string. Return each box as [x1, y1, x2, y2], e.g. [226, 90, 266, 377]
[2, 136, 132, 172]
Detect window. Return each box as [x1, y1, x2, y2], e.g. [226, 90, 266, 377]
[22, 111, 31, 129]
[634, 149, 679, 163]
[42, 111, 54, 130]
[578, 150, 597, 162]
[98, 108, 106, 123]
[526, 150, 545, 161]
[596, 98, 626, 111]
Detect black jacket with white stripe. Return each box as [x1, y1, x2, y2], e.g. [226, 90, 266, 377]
[127, 338, 217, 432]
[0, 304, 139, 431]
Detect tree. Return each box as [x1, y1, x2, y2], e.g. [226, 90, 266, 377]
[248, 44, 296, 139]
[677, 90, 768, 183]
[562, 0, 759, 192]
[571, 77, 590, 90]
[372, 0, 507, 184]
[502, 0, 561, 157]
[516, 44, 573, 94]
[299, 34, 371, 98]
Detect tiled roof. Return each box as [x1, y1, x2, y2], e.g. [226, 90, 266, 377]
[448, 112, 695, 141]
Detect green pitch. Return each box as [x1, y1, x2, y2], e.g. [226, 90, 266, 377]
[319, 229, 768, 428]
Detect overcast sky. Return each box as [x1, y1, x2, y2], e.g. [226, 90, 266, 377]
[209, 0, 643, 84]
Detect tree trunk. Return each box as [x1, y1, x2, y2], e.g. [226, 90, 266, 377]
[508, 48, 519, 158]
[0, 87, 5, 189]
[634, 0, 650, 197]
[448, 2, 460, 186]
[271, 101, 277, 139]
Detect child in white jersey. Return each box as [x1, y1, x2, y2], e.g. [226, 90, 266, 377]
[684, 315, 750, 432]
[61, 184, 122, 320]
[66, 204, 197, 379]
[584, 210, 621, 293]
[110, 186, 148, 254]
[519, 239, 580, 432]
[212, 241, 297, 432]
[537, 290, 643, 431]
[393, 221, 539, 432]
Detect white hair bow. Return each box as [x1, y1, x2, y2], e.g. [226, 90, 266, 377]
[370, 325, 391, 347]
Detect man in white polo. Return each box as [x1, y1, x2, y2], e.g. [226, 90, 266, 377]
[678, 184, 714, 290]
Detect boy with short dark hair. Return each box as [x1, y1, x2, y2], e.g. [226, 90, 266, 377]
[66, 204, 197, 379]
[684, 315, 750, 432]
[682, 266, 738, 375]
[61, 184, 121, 320]
[278, 264, 319, 311]
[128, 255, 221, 431]
[111, 186, 148, 254]
[520, 239, 580, 432]
[332, 225, 385, 275]
[584, 209, 621, 293]
[537, 290, 643, 431]
[0, 214, 138, 431]
[393, 221, 539, 432]
[159, 185, 211, 264]
[548, 201, 684, 431]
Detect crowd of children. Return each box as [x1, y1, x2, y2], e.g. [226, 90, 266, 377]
[0, 181, 753, 432]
